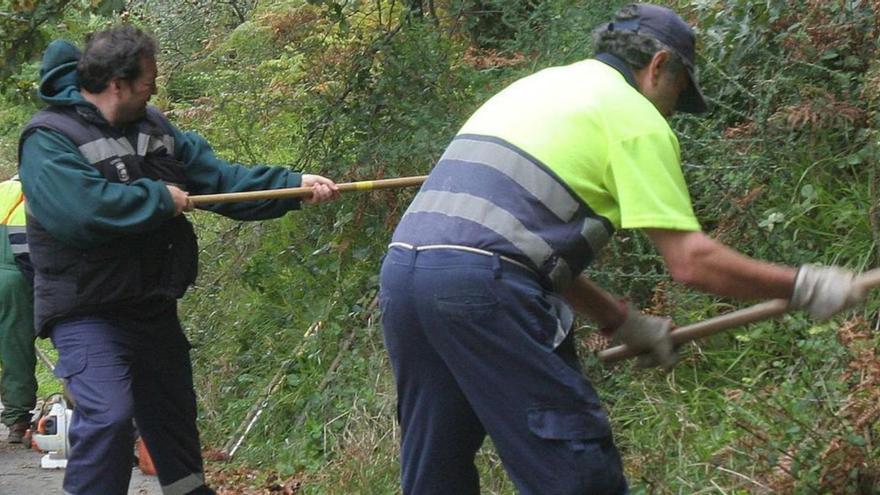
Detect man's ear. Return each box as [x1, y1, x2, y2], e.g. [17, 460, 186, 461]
[648, 50, 671, 87]
[108, 77, 123, 95]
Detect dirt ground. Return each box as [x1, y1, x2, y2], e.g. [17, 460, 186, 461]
[0, 420, 161, 495]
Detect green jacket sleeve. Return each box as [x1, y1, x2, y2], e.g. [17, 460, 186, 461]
[19, 129, 176, 249]
[173, 128, 303, 220]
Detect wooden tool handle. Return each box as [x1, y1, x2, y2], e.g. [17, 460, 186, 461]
[189, 175, 427, 206]
[598, 267, 880, 364]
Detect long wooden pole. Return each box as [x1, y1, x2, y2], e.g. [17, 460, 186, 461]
[598, 267, 880, 364]
[189, 175, 427, 206]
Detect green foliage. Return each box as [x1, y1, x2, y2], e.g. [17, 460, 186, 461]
[33, 340, 62, 399]
[0, 101, 34, 170]
[1, 0, 878, 493]
[588, 1, 880, 493]
[0, 0, 126, 91]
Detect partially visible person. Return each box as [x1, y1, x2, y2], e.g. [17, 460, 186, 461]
[0, 175, 36, 444]
[19, 26, 339, 495]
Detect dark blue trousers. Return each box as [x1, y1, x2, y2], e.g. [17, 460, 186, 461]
[379, 247, 628, 495]
[50, 311, 214, 495]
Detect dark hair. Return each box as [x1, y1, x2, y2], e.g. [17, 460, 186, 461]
[78, 25, 158, 93]
[592, 5, 686, 76]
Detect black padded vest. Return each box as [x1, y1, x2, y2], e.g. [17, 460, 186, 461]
[20, 105, 198, 335]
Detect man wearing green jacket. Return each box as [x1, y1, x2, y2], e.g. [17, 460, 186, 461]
[19, 26, 338, 495]
[0, 175, 36, 444]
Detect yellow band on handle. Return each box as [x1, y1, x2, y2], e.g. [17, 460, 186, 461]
[355, 181, 374, 191]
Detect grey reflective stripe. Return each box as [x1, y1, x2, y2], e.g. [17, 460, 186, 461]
[546, 292, 574, 349]
[162, 472, 206, 495]
[444, 138, 579, 221]
[78, 137, 135, 164]
[547, 258, 572, 290]
[405, 190, 554, 268]
[580, 216, 611, 253]
[137, 132, 149, 155]
[160, 135, 174, 154]
[138, 132, 175, 156]
[9, 225, 28, 254]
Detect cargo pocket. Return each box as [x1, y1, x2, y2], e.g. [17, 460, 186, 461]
[527, 405, 612, 449]
[53, 346, 87, 381]
[527, 405, 625, 493]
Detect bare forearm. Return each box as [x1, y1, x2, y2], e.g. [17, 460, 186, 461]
[562, 275, 627, 329]
[647, 229, 797, 301]
[688, 244, 795, 299]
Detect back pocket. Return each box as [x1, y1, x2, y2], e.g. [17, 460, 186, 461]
[435, 291, 499, 323]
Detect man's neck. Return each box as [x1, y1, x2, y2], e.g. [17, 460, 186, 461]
[80, 90, 120, 126]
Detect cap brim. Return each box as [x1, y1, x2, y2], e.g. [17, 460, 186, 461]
[676, 66, 708, 114]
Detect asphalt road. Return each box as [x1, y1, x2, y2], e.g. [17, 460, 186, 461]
[0, 420, 161, 495]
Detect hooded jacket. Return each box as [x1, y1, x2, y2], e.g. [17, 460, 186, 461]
[19, 40, 304, 335]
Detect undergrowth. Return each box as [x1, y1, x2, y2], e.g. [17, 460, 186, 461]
[0, 0, 878, 493]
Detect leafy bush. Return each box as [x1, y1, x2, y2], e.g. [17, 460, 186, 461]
[0, 0, 877, 493]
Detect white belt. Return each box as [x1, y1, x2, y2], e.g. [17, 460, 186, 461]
[388, 242, 573, 348]
[388, 242, 535, 274]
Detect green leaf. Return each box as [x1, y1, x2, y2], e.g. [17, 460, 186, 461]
[93, 0, 125, 17]
[821, 49, 839, 60]
[847, 434, 867, 447]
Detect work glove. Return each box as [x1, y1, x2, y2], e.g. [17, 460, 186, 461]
[789, 264, 866, 321]
[611, 308, 677, 370]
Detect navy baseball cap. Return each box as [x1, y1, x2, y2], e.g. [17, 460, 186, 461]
[600, 3, 708, 114]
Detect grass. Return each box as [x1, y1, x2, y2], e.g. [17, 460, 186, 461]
[34, 339, 62, 400]
[2, 1, 880, 493]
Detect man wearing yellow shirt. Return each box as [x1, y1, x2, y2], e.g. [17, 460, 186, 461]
[0, 175, 36, 444]
[378, 3, 865, 493]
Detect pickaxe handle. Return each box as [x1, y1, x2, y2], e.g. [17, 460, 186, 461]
[189, 175, 427, 206]
[598, 267, 880, 364]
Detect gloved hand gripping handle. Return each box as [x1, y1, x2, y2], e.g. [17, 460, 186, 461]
[599, 267, 880, 364]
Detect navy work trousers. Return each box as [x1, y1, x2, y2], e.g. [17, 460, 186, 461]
[379, 246, 628, 495]
[50, 311, 215, 495]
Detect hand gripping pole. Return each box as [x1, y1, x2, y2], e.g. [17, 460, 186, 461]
[598, 268, 880, 364]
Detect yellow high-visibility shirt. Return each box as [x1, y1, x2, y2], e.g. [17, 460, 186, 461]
[458, 59, 701, 232]
[0, 178, 25, 227]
